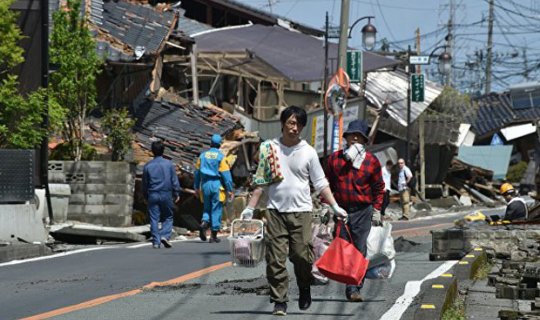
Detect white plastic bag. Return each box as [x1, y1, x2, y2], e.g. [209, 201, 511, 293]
[367, 221, 395, 260]
[366, 222, 396, 279]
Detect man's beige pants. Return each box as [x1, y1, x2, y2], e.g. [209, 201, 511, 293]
[265, 209, 313, 303]
[400, 189, 411, 219]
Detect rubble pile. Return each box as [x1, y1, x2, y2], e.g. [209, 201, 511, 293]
[445, 158, 501, 207]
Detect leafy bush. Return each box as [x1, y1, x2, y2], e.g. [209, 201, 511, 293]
[102, 108, 135, 161]
[507, 161, 528, 182]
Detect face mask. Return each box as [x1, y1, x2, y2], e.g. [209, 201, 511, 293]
[343, 143, 365, 162]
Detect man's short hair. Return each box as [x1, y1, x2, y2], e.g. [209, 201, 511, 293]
[386, 160, 394, 166]
[280, 106, 307, 128]
[151, 141, 165, 157]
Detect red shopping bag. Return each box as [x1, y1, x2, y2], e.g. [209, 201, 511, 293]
[315, 221, 369, 285]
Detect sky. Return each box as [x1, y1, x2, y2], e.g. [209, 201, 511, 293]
[236, 0, 540, 94]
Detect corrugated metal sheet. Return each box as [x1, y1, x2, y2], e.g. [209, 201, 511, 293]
[365, 70, 443, 126]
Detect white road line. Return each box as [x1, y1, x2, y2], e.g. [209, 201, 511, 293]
[127, 236, 191, 248]
[0, 247, 112, 267]
[379, 260, 458, 320]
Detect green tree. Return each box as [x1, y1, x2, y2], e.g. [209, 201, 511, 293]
[0, 0, 62, 149]
[102, 108, 135, 161]
[49, 0, 102, 160]
[429, 86, 478, 122]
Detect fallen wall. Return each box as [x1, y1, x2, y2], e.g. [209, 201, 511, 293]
[49, 161, 135, 227]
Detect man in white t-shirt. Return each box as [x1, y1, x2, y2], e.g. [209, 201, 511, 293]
[240, 106, 347, 316]
[397, 158, 413, 220]
[381, 160, 393, 217]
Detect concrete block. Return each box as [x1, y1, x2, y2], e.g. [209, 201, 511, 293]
[104, 172, 133, 184]
[104, 194, 133, 205]
[105, 162, 131, 174]
[85, 194, 105, 205]
[0, 204, 48, 242]
[48, 172, 66, 183]
[67, 204, 106, 215]
[69, 194, 86, 205]
[412, 275, 457, 320]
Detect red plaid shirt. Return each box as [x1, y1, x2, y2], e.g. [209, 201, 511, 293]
[325, 150, 385, 211]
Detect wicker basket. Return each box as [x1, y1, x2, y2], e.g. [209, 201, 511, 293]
[228, 219, 265, 267]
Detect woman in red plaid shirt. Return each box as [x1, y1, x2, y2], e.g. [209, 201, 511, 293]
[325, 119, 385, 302]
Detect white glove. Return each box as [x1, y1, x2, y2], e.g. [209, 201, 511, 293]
[331, 204, 348, 220]
[240, 207, 254, 220]
[372, 209, 382, 226]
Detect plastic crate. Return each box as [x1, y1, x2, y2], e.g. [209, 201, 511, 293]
[228, 219, 265, 267]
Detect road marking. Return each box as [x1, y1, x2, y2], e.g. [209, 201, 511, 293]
[20, 261, 232, 320]
[420, 304, 436, 309]
[0, 247, 111, 267]
[379, 260, 458, 320]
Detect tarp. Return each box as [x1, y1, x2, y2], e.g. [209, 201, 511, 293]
[457, 146, 513, 180]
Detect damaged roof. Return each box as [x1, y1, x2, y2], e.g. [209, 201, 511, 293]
[87, 0, 177, 61]
[133, 99, 239, 172]
[364, 70, 443, 126]
[473, 92, 540, 138]
[193, 24, 400, 82]
[368, 112, 461, 146]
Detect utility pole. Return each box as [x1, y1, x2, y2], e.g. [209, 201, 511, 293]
[323, 12, 329, 160]
[406, 45, 412, 166]
[415, 28, 421, 74]
[523, 47, 530, 81]
[485, 0, 494, 93]
[337, 0, 351, 70]
[446, 0, 455, 86]
[41, 0, 54, 223]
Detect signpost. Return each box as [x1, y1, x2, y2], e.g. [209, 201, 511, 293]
[346, 50, 363, 83]
[411, 74, 425, 102]
[409, 55, 430, 65]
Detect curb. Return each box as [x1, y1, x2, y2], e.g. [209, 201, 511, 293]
[409, 247, 487, 320]
[0, 243, 52, 263]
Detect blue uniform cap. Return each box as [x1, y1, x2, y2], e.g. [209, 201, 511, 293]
[211, 134, 222, 146]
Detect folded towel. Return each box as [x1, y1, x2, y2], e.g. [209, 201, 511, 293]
[343, 143, 366, 169]
[252, 140, 284, 186]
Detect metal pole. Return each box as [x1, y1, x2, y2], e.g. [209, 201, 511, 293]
[323, 12, 329, 160]
[41, 0, 54, 223]
[190, 44, 199, 104]
[419, 113, 425, 199]
[337, 0, 350, 70]
[406, 45, 411, 166]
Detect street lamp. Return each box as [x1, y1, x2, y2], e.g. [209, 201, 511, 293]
[349, 16, 377, 51]
[324, 14, 377, 159]
[437, 51, 452, 76]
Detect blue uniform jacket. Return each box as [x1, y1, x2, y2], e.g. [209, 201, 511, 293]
[142, 156, 181, 199]
[193, 147, 233, 192]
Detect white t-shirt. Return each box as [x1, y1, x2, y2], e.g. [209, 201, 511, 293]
[382, 166, 392, 192]
[266, 138, 329, 212]
[398, 165, 412, 192]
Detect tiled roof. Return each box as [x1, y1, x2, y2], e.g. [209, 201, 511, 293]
[472, 92, 540, 138]
[133, 99, 239, 173]
[86, 0, 177, 61]
[368, 112, 461, 146]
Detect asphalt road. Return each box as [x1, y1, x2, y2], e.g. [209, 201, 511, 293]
[0, 207, 505, 320]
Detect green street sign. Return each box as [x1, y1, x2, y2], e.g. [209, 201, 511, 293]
[347, 50, 363, 83]
[411, 74, 425, 102]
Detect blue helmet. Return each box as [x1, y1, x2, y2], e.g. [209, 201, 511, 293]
[211, 134, 222, 146]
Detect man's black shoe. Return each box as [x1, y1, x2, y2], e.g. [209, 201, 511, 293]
[399, 216, 409, 221]
[272, 302, 287, 316]
[209, 230, 221, 243]
[199, 221, 208, 241]
[161, 238, 172, 248]
[298, 287, 312, 310]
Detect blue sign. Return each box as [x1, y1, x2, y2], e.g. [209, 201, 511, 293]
[490, 133, 504, 146]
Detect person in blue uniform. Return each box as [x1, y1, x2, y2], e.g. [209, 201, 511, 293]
[194, 134, 234, 243]
[142, 141, 181, 249]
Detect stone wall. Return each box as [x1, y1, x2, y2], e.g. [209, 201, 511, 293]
[431, 226, 540, 261]
[49, 161, 134, 227]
